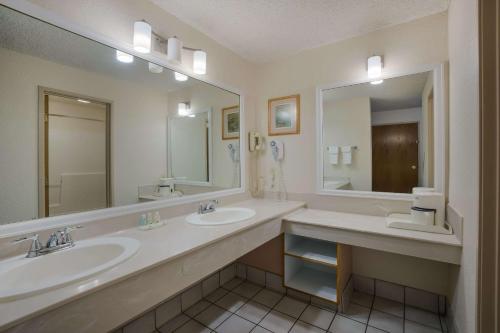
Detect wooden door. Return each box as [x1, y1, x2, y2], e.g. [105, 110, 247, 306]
[372, 123, 418, 193]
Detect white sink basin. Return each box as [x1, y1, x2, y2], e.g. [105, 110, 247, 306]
[186, 207, 256, 225]
[0, 236, 140, 301]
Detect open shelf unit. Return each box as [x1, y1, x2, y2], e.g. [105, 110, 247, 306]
[284, 234, 351, 305]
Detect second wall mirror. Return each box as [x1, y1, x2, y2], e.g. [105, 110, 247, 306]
[317, 67, 445, 198]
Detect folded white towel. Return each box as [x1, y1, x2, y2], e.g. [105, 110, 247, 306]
[327, 146, 339, 165]
[342, 146, 352, 165]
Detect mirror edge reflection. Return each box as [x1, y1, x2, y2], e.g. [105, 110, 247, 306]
[315, 63, 447, 201]
[0, 3, 246, 235]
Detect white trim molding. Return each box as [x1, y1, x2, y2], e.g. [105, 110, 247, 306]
[315, 63, 448, 201]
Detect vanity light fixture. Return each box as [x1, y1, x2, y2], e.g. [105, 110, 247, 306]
[193, 50, 207, 75]
[116, 50, 134, 63]
[133, 20, 152, 53]
[133, 19, 207, 74]
[367, 55, 383, 85]
[148, 62, 163, 74]
[178, 102, 190, 116]
[174, 72, 188, 81]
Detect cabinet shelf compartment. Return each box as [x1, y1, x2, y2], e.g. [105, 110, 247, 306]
[284, 255, 337, 303]
[285, 234, 337, 267]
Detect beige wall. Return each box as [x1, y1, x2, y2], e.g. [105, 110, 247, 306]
[255, 12, 448, 195]
[447, 0, 480, 332]
[323, 97, 372, 191]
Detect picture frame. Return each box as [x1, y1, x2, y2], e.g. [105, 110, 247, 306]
[222, 105, 240, 140]
[268, 94, 300, 136]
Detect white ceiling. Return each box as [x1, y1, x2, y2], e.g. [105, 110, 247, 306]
[323, 71, 431, 112]
[150, 0, 449, 63]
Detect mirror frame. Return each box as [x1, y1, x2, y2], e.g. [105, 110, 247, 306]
[315, 63, 447, 200]
[0, 0, 246, 236]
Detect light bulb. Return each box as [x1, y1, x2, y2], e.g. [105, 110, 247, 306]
[167, 37, 183, 64]
[193, 50, 207, 75]
[116, 50, 134, 63]
[178, 102, 190, 116]
[367, 55, 382, 79]
[370, 80, 384, 85]
[133, 21, 152, 53]
[148, 62, 163, 74]
[174, 72, 188, 81]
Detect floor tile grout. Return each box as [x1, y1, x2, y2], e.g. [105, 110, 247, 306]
[164, 279, 446, 333]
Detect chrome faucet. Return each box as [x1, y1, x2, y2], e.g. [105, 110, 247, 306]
[13, 225, 82, 258]
[198, 200, 219, 214]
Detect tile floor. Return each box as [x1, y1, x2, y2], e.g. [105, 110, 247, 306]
[157, 278, 448, 333]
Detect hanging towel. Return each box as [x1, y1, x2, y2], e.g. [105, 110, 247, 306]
[341, 146, 352, 165]
[327, 146, 339, 165]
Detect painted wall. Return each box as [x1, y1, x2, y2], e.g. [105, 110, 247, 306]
[323, 97, 372, 191]
[447, 0, 480, 332]
[255, 12, 448, 196]
[0, 48, 168, 223]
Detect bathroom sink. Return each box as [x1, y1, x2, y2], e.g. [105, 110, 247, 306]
[0, 237, 140, 301]
[186, 207, 256, 225]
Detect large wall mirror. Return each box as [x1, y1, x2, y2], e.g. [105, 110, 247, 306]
[317, 67, 445, 197]
[0, 5, 242, 225]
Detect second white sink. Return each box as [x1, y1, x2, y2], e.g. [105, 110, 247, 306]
[186, 207, 256, 225]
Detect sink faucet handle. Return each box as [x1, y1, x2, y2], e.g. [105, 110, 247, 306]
[59, 225, 83, 245]
[13, 234, 42, 258]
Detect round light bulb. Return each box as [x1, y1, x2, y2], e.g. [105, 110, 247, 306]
[174, 72, 188, 81]
[116, 50, 134, 63]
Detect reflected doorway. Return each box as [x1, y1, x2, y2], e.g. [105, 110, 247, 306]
[38, 88, 111, 217]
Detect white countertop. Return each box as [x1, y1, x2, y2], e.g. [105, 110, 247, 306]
[0, 199, 305, 331]
[284, 208, 462, 247]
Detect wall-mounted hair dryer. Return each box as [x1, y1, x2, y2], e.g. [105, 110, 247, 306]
[228, 142, 240, 162]
[270, 140, 284, 161]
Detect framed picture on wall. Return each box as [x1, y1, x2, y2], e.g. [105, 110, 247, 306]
[268, 94, 300, 135]
[222, 105, 240, 140]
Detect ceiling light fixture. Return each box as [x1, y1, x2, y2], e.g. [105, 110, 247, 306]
[148, 62, 163, 74]
[178, 102, 190, 117]
[133, 20, 152, 53]
[116, 50, 134, 63]
[77, 99, 91, 104]
[367, 55, 383, 84]
[174, 72, 188, 81]
[134, 19, 207, 74]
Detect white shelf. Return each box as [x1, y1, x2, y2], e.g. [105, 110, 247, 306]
[285, 262, 337, 303]
[285, 237, 337, 266]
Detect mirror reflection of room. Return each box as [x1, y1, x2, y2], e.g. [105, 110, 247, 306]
[0, 5, 240, 225]
[322, 71, 434, 193]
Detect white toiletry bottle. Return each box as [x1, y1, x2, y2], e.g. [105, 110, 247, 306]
[139, 214, 147, 227]
[147, 212, 153, 225]
[154, 211, 161, 224]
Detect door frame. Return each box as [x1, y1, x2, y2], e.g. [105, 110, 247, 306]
[37, 87, 112, 217]
[478, 0, 500, 331]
